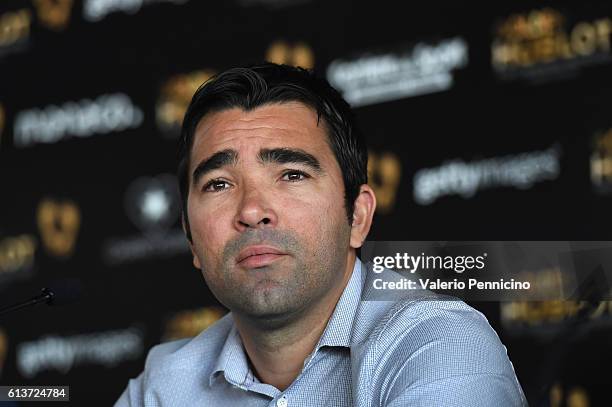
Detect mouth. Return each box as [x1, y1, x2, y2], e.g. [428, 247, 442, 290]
[236, 245, 287, 268]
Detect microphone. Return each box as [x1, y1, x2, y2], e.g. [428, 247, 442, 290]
[0, 279, 83, 317]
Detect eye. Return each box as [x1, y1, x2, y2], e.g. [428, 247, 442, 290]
[282, 170, 309, 182]
[203, 179, 231, 192]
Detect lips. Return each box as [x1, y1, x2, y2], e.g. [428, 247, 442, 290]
[236, 245, 287, 268]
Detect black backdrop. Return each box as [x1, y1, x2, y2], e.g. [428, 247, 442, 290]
[1, 0, 612, 405]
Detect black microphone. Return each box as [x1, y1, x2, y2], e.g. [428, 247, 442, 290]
[0, 279, 83, 317]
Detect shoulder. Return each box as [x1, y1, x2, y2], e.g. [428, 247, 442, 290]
[143, 312, 234, 375]
[354, 294, 526, 405]
[115, 313, 235, 406]
[355, 291, 505, 367]
[355, 267, 510, 373]
[355, 268, 498, 351]
[374, 297, 504, 367]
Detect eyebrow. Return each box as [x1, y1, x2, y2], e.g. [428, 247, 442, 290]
[192, 149, 238, 186]
[191, 147, 323, 186]
[258, 148, 322, 172]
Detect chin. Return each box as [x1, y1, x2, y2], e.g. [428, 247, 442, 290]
[238, 308, 300, 330]
[232, 292, 308, 328]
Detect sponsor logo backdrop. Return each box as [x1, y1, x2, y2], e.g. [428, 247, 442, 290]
[1, 1, 612, 405]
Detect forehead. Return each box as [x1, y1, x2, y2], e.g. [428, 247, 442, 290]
[190, 102, 332, 161]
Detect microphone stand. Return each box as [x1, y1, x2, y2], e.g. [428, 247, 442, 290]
[0, 288, 55, 317]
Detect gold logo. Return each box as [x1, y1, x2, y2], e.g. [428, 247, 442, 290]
[0, 234, 37, 275]
[591, 128, 612, 190]
[163, 307, 225, 341]
[551, 383, 590, 407]
[499, 267, 586, 326]
[266, 40, 314, 69]
[367, 150, 402, 214]
[156, 70, 216, 137]
[0, 9, 31, 47]
[33, 0, 74, 31]
[37, 198, 81, 258]
[496, 8, 565, 41]
[492, 8, 612, 69]
[0, 328, 7, 376]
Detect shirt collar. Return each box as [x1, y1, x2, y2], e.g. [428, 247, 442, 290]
[209, 323, 251, 388]
[209, 258, 365, 386]
[316, 257, 364, 349]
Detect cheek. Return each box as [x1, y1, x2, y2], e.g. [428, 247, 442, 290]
[189, 200, 231, 259]
[281, 190, 344, 238]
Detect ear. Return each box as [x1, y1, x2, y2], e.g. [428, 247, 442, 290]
[350, 184, 377, 249]
[182, 212, 202, 269]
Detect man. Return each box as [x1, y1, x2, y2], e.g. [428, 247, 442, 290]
[116, 63, 527, 406]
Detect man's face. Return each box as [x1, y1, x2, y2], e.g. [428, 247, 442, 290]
[187, 102, 353, 323]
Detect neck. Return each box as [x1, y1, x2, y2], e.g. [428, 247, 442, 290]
[233, 253, 356, 390]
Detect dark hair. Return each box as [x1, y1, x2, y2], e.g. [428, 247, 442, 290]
[178, 62, 368, 241]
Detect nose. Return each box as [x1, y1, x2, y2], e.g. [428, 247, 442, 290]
[233, 180, 277, 232]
